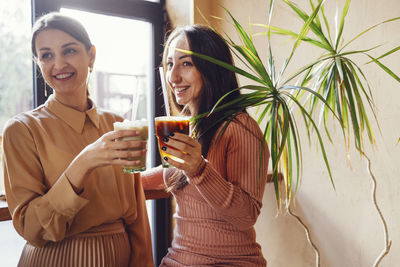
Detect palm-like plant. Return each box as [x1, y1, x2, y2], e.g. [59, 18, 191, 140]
[185, 0, 399, 265]
[185, 0, 337, 209]
[254, 1, 399, 265]
[187, 0, 400, 210]
[259, 0, 400, 154]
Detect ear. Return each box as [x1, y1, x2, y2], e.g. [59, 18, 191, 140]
[88, 45, 96, 69]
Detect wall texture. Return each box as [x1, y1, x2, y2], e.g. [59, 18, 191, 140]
[189, 0, 400, 266]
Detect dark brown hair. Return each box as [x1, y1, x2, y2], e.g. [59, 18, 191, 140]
[31, 12, 92, 58]
[162, 25, 243, 190]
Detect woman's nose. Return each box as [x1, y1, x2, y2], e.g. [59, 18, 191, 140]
[53, 55, 68, 70]
[168, 65, 181, 84]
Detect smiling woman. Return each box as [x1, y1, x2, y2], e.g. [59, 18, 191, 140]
[2, 12, 154, 267]
[33, 28, 96, 111]
[165, 35, 203, 114]
[142, 25, 270, 266]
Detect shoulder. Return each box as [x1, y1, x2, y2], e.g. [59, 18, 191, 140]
[2, 107, 45, 134]
[2, 109, 45, 143]
[223, 112, 263, 140]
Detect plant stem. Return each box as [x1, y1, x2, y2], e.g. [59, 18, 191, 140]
[361, 151, 392, 266]
[288, 205, 320, 267]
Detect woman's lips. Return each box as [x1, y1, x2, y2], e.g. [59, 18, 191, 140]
[175, 87, 189, 96]
[54, 72, 74, 80]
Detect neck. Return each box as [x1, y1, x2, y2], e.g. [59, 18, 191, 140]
[187, 103, 199, 117]
[54, 91, 89, 112]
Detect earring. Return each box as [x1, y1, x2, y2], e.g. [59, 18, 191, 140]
[44, 82, 47, 97]
[86, 66, 93, 94]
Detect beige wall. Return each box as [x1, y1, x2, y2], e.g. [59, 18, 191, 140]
[166, 0, 193, 27]
[171, 0, 400, 266]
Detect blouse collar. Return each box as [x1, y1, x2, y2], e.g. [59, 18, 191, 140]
[45, 94, 100, 133]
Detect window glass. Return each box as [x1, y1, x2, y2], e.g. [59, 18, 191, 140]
[0, 0, 33, 191]
[0, 0, 33, 134]
[0, 1, 34, 265]
[61, 8, 152, 122]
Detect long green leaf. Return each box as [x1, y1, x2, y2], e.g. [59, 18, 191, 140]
[341, 16, 400, 52]
[254, 24, 331, 50]
[367, 45, 400, 63]
[320, 4, 333, 44]
[176, 48, 270, 87]
[288, 94, 335, 189]
[365, 54, 400, 83]
[283, 0, 333, 52]
[282, 0, 326, 72]
[335, 0, 351, 51]
[222, 7, 272, 83]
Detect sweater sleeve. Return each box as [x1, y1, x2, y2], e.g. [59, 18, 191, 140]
[187, 115, 270, 230]
[2, 118, 88, 247]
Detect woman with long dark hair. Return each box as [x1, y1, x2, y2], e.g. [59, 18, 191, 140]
[143, 25, 270, 266]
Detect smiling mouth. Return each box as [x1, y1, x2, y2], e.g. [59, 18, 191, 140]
[54, 73, 74, 80]
[175, 87, 189, 95]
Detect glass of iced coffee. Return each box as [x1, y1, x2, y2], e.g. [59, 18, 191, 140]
[155, 116, 190, 168]
[113, 120, 148, 173]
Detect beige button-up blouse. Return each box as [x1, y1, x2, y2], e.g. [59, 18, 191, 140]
[2, 95, 153, 266]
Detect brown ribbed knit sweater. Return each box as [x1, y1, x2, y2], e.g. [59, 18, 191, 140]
[161, 113, 269, 267]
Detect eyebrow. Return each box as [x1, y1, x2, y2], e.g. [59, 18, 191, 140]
[179, 55, 191, 60]
[38, 42, 79, 52]
[62, 42, 79, 48]
[167, 54, 192, 60]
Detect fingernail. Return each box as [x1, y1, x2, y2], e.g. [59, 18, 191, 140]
[163, 157, 168, 161]
[169, 132, 175, 137]
[162, 137, 169, 142]
[161, 146, 167, 151]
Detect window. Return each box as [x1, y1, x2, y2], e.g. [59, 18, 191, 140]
[0, 1, 33, 135]
[0, 1, 34, 265]
[60, 8, 152, 122]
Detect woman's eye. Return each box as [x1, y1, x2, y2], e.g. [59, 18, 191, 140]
[183, 61, 193, 67]
[166, 61, 173, 69]
[64, 48, 76, 55]
[40, 52, 53, 60]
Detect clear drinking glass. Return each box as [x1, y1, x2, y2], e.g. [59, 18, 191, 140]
[155, 116, 190, 168]
[113, 120, 148, 173]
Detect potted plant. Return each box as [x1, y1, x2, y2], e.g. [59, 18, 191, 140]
[184, 0, 399, 266]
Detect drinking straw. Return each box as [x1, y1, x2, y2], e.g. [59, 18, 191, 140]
[159, 67, 171, 116]
[131, 76, 140, 120]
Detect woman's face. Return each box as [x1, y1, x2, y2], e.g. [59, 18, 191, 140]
[166, 34, 203, 114]
[34, 29, 95, 100]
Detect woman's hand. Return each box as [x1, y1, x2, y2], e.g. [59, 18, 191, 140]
[161, 132, 204, 176]
[81, 129, 147, 170]
[65, 129, 147, 192]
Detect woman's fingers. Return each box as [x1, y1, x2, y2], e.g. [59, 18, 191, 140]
[161, 132, 203, 173]
[167, 133, 200, 151]
[115, 147, 147, 159]
[112, 139, 147, 150]
[101, 129, 142, 141]
[87, 130, 147, 163]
